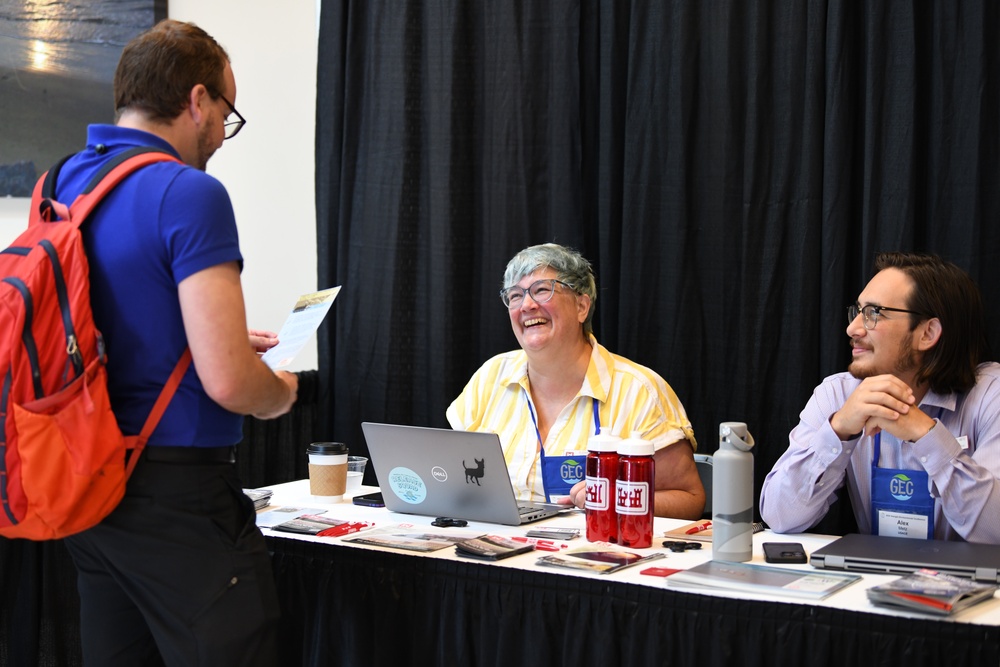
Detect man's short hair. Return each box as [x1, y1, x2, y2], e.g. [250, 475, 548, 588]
[114, 19, 230, 123]
[503, 243, 598, 335]
[875, 251, 990, 394]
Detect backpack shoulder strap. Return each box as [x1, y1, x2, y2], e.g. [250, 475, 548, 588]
[32, 147, 182, 226]
[32, 153, 76, 223]
[39, 153, 75, 200]
[124, 347, 194, 477]
[68, 147, 183, 224]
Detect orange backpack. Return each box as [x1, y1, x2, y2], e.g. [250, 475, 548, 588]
[0, 147, 190, 540]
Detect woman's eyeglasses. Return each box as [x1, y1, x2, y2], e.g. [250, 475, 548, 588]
[500, 279, 575, 309]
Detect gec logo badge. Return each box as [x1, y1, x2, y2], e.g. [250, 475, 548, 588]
[889, 473, 914, 501]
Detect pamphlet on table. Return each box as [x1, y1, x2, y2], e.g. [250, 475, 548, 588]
[535, 545, 666, 574]
[662, 519, 765, 544]
[255, 505, 329, 528]
[866, 568, 998, 615]
[455, 535, 536, 560]
[345, 525, 479, 552]
[243, 488, 273, 511]
[270, 514, 374, 538]
[665, 560, 861, 600]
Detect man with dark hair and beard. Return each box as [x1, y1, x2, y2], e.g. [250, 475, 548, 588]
[760, 252, 1000, 543]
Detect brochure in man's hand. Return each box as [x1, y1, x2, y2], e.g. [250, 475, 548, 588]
[866, 568, 998, 615]
[455, 535, 536, 561]
[666, 560, 861, 600]
[260, 286, 341, 369]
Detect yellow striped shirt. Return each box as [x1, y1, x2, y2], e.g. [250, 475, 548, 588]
[446, 336, 696, 501]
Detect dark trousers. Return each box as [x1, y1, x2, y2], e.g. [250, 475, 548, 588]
[65, 451, 280, 666]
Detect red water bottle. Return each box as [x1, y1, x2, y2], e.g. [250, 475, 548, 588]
[585, 431, 621, 542]
[616, 435, 655, 548]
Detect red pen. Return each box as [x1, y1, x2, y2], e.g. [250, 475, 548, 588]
[318, 521, 373, 538]
[685, 521, 711, 535]
[510, 536, 568, 552]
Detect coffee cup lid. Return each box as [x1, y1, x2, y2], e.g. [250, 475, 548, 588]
[306, 442, 348, 455]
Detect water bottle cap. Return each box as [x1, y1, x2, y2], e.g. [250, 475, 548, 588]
[719, 422, 755, 452]
[588, 431, 622, 453]
[617, 436, 654, 456]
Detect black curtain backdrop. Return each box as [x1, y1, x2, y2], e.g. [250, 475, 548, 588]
[315, 1, 1000, 529]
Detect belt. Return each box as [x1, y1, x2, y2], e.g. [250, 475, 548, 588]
[140, 445, 236, 464]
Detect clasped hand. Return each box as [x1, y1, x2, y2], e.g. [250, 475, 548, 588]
[831, 374, 935, 442]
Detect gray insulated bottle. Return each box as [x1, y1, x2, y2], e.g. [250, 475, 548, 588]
[712, 422, 755, 562]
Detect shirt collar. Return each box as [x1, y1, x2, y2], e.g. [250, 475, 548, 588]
[86, 124, 181, 159]
[501, 334, 609, 402]
[918, 386, 957, 414]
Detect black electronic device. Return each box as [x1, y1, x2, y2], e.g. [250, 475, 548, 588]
[352, 492, 386, 508]
[763, 542, 808, 564]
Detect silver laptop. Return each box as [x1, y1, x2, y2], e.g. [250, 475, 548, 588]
[810, 533, 1000, 583]
[360, 422, 569, 525]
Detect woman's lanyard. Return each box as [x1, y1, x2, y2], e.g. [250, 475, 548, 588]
[528, 396, 600, 502]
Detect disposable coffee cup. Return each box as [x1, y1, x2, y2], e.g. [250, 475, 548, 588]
[306, 442, 349, 501]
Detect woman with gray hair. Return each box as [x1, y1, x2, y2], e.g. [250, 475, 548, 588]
[447, 243, 705, 519]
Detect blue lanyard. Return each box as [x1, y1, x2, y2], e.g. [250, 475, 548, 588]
[872, 407, 944, 466]
[527, 394, 601, 452]
[528, 395, 600, 501]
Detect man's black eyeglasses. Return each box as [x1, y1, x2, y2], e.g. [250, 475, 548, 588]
[847, 303, 931, 331]
[219, 95, 246, 140]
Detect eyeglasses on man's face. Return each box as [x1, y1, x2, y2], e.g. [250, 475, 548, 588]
[847, 302, 930, 331]
[500, 279, 575, 309]
[219, 94, 246, 140]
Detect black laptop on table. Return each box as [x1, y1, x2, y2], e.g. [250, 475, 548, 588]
[810, 533, 1000, 583]
[360, 422, 571, 526]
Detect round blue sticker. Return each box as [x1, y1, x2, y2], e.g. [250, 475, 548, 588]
[387, 466, 427, 504]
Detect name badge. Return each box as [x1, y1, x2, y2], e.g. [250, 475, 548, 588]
[877, 509, 930, 539]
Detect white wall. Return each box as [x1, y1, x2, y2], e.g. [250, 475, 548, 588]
[0, 1, 321, 371]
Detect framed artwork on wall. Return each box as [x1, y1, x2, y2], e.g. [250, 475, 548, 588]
[0, 0, 167, 197]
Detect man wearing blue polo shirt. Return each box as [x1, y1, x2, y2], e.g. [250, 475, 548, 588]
[57, 20, 298, 665]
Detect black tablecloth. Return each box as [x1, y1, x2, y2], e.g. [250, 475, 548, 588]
[3, 532, 999, 666]
[268, 536, 1000, 667]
